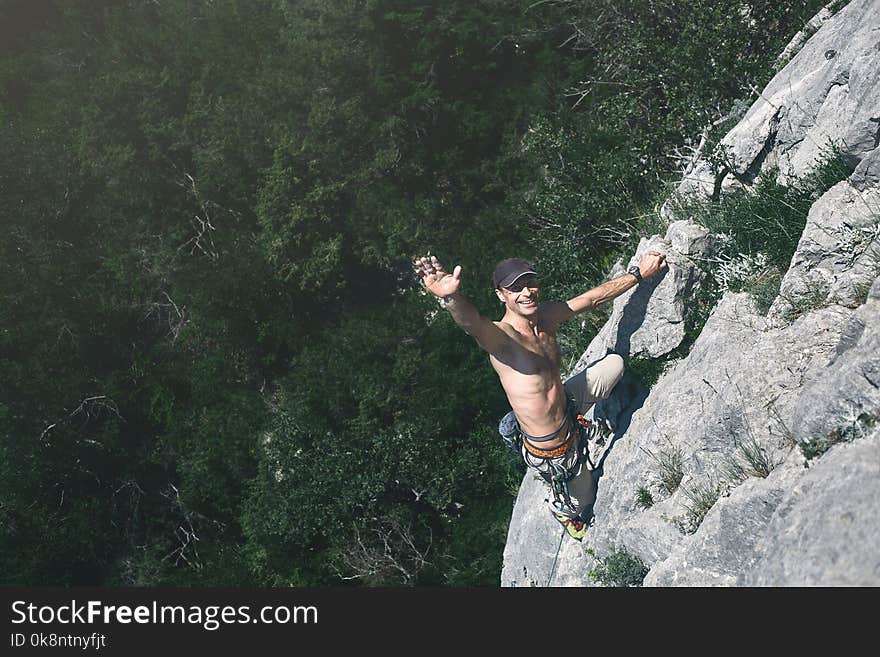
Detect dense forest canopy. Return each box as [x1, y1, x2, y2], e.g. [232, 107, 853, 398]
[0, 0, 827, 585]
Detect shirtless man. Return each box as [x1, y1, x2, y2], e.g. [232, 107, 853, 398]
[414, 251, 667, 536]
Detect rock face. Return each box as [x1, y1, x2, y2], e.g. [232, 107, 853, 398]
[742, 430, 880, 586]
[501, 0, 880, 587]
[791, 276, 880, 448]
[768, 146, 880, 324]
[671, 0, 880, 202]
[574, 220, 711, 369]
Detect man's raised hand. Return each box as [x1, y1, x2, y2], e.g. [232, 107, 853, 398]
[638, 250, 668, 278]
[413, 255, 462, 299]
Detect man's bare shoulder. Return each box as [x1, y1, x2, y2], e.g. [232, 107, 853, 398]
[536, 301, 569, 333]
[487, 321, 517, 366]
[490, 320, 520, 339]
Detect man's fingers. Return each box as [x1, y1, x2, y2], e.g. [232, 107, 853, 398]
[413, 254, 459, 281]
[413, 256, 436, 282]
[638, 251, 668, 275]
[429, 255, 446, 273]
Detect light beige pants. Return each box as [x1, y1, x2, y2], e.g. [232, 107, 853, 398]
[563, 353, 625, 415]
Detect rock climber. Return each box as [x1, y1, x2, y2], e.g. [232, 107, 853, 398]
[414, 250, 667, 538]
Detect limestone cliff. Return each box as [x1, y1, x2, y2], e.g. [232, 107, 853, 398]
[501, 0, 880, 587]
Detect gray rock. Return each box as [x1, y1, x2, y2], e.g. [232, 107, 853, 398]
[850, 142, 880, 191]
[502, 284, 860, 585]
[743, 430, 880, 586]
[501, 0, 880, 587]
[767, 171, 880, 324]
[666, 160, 718, 211]
[575, 221, 711, 368]
[667, 219, 713, 258]
[668, 0, 880, 203]
[588, 294, 849, 561]
[645, 473, 795, 587]
[725, 0, 880, 184]
[791, 274, 880, 445]
[645, 427, 880, 587]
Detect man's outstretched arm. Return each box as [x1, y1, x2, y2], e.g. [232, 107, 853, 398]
[413, 255, 511, 356]
[543, 251, 668, 327]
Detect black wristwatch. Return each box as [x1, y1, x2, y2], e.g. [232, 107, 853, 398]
[627, 265, 643, 283]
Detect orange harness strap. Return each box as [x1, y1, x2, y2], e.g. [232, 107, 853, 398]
[522, 427, 577, 459]
[521, 412, 594, 459]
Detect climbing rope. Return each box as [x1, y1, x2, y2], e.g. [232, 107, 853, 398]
[546, 525, 566, 586]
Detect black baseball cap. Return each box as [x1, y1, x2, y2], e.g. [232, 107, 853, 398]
[493, 258, 537, 289]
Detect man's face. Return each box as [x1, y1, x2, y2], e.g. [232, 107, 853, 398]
[496, 274, 539, 316]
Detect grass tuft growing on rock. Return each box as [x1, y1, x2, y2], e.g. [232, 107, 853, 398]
[783, 287, 831, 322]
[721, 433, 778, 486]
[635, 485, 655, 510]
[851, 279, 874, 307]
[674, 477, 724, 534]
[641, 444, 685, 496]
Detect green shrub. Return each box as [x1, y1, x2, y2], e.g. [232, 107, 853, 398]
[666, 154, 852, 319]
[628, 357, 667, 389]
[742, 267, 783, 315]
[801, 410, 878, 462]
[587, 546, 650, 587]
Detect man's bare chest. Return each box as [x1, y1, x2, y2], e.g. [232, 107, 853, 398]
[508, 330, 561, 372]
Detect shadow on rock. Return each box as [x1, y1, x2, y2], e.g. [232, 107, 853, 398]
[613, 266, 668, 359]
[579, 370, 649, 526]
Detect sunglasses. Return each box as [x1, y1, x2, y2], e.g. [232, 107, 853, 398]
[502, 275, 538, 293]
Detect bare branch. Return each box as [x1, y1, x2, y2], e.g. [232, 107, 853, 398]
[177, 173, 219, 259]
[142, 291, 188, 342]
[160, 483, 203, 570]
[40, 395, 122, 441]
[334, 518, 432, 585]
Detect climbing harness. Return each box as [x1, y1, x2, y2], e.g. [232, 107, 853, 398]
[499, 397, 609, 521]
